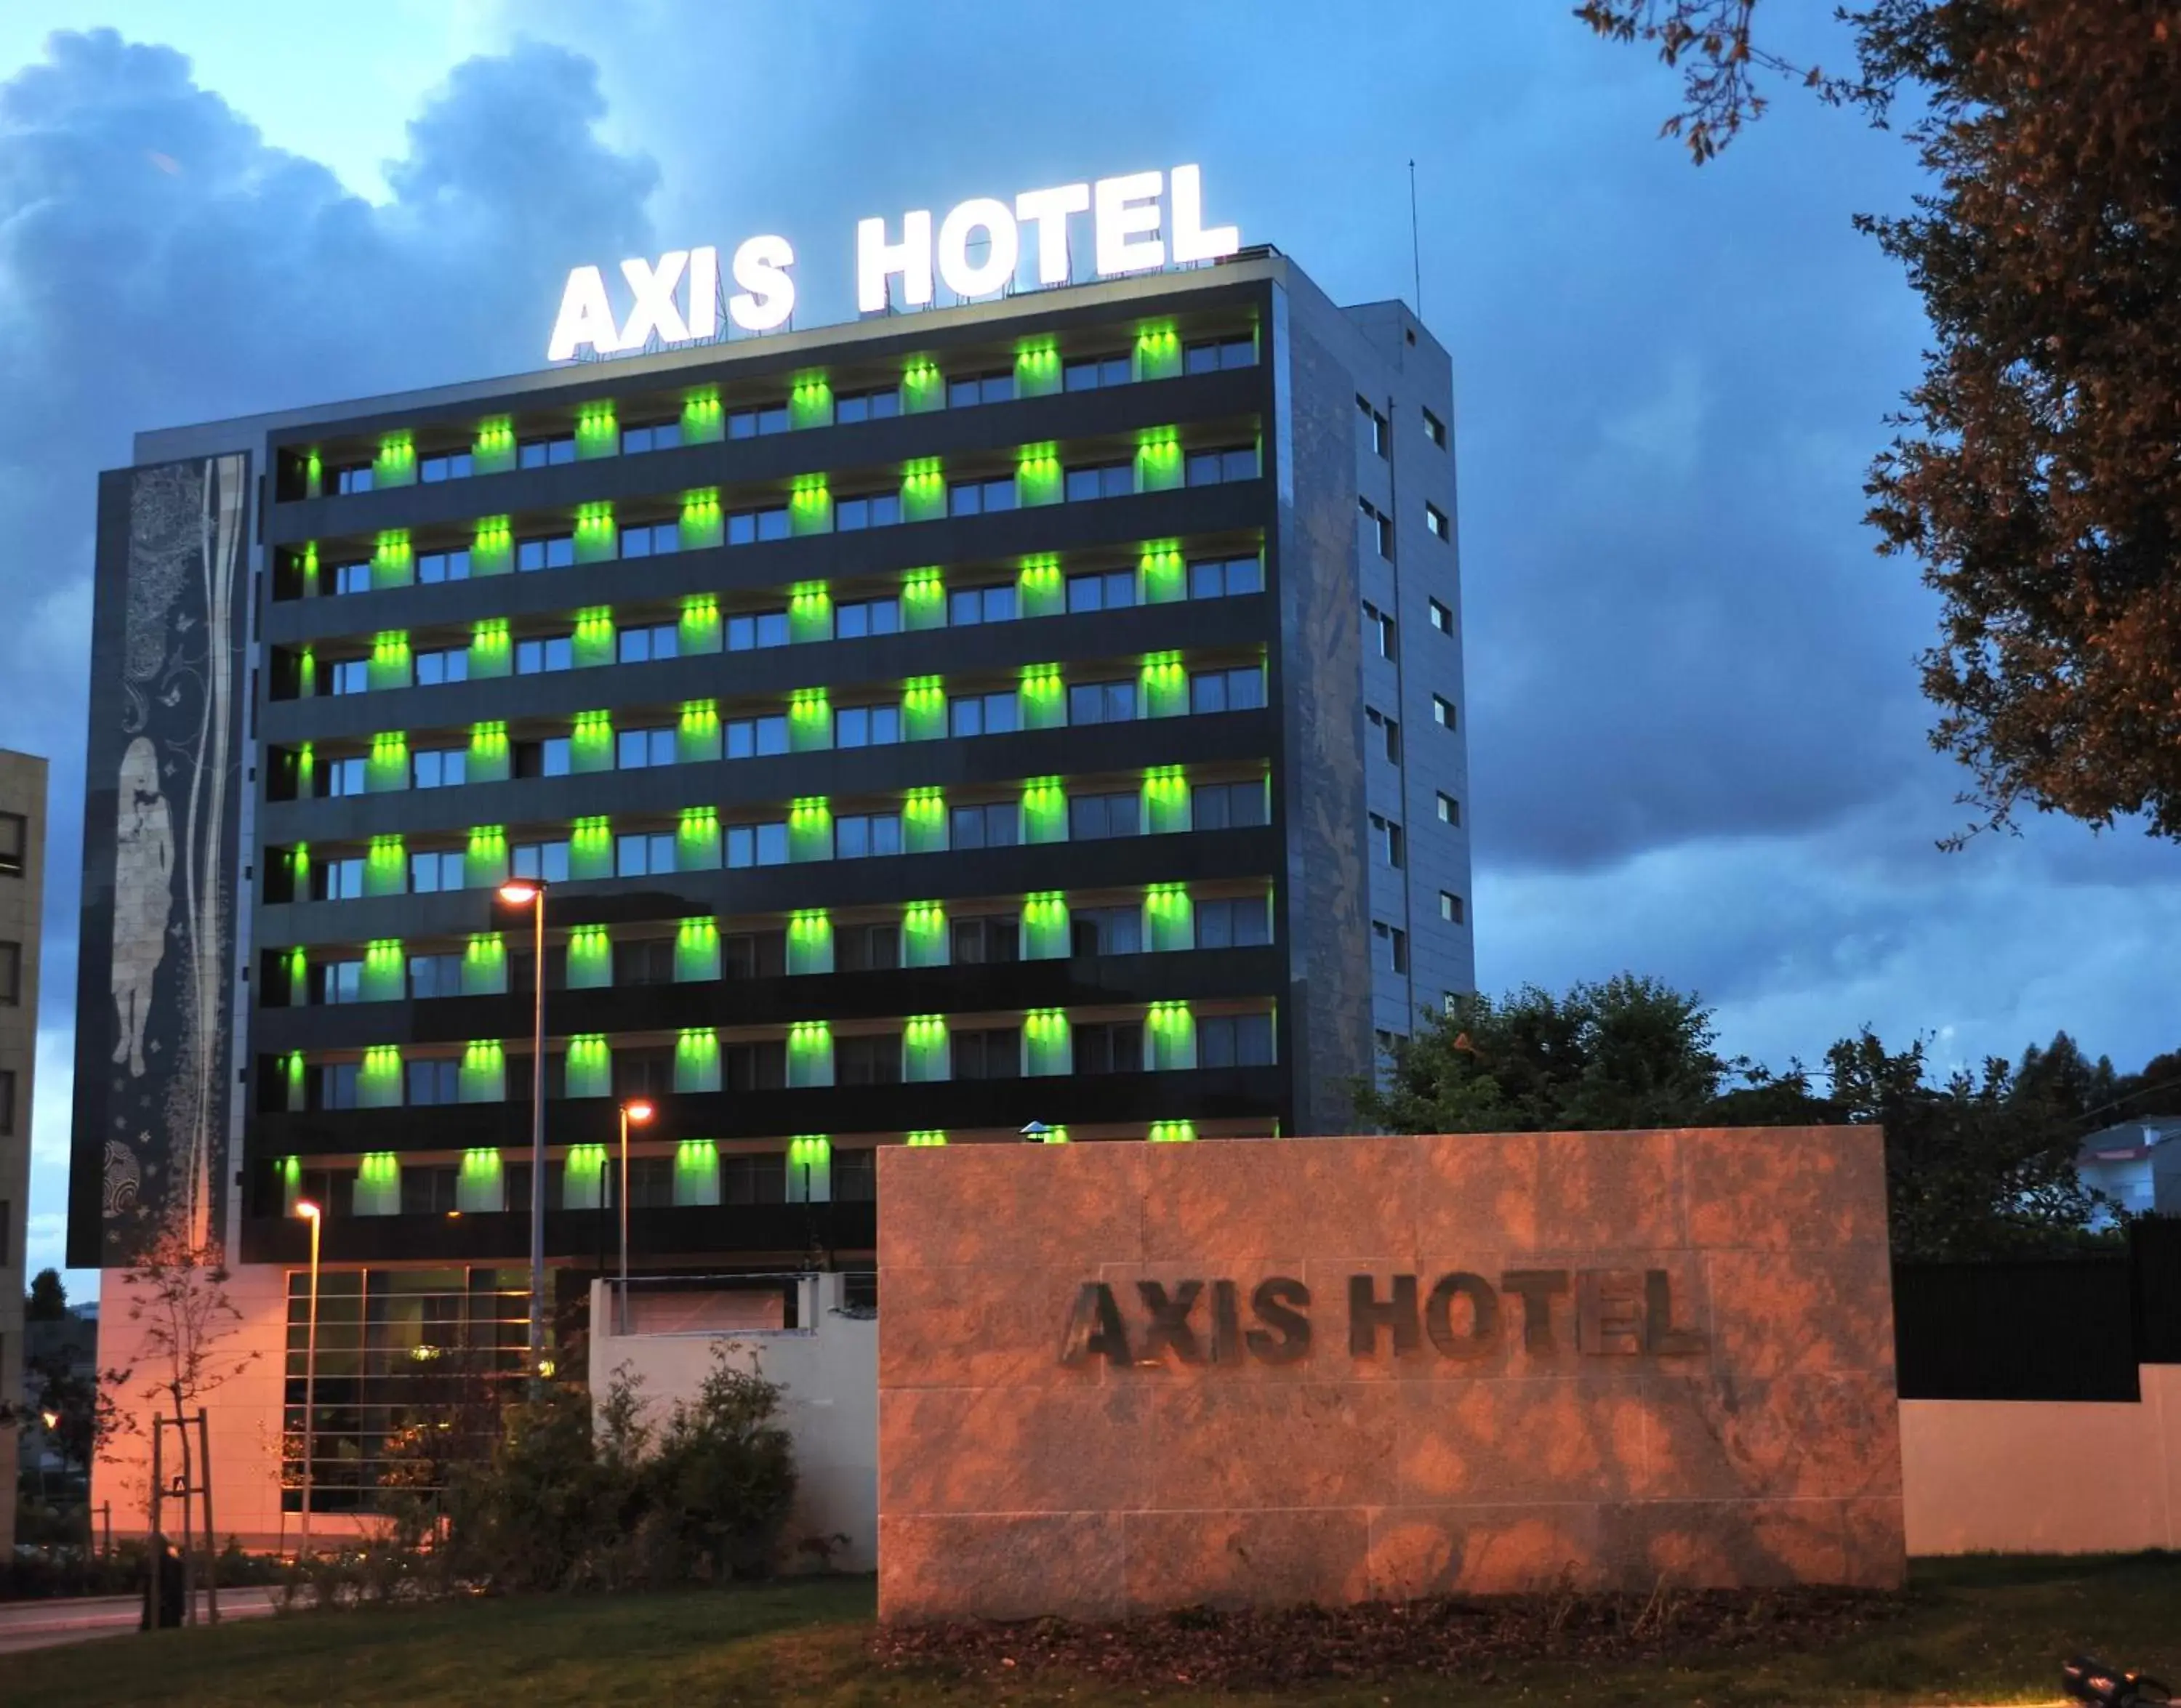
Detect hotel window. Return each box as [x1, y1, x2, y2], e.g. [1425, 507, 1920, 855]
[1433, 694, 1457, 729]
[726, 608, 791, 650]
[723, 1153, 789, 1202]
[836, 491, 902, 531]
[1064, 353, 1131, 391]
[1067, 568, 1136, 613]
[1184, 336, 1256, 373]
[1421, 407, 1447, 448]
[1189, 555, 1264, 599]
[414, 647, 468, 686]
[1426, 502, 1450, 540]
[619, 523, 682, 558]
[724, 714, 789, 760]
[332, 462, 374, 495]
[614, 1048, 675, 1101]
[310, 1063, 359, 1111]
[407, 953, 462, 1000]
[409, 850, 467, 893]
[1069, 791, 1141, 841]
[835, 922, 901, 972]
[1440, 891, 1466, 925]
[948, 475, 1017, 517]
[834, 704, 901, 748]
[614, 936, 677, 986]
[1189, 665, 1266, 714]
[329, 659, 369, 696]
[728, 402, 791, 438]
[0, 815, 25, 878]
[616, 831, 676, 877]
[621, 419, 682, 455]
[951, 915, 1019, 964]
[1067, 679, 1136, 725]
[513, 736, 571, 778]
[1429, 598, 1453, 635]
[726, 506, 791, 545]
[1367, 706, 1402, 762]
[1194, 896, 1271, 948]
[1073, 1020, 1144, 1075]
[1437, 791, 1461, 826]
[411, 747, 467, 789]
[1064, 461, 1133, 502]
[1373, 920, 1409, 974]
[725, 821, 790, 869]
[1359, 499, 1392, 560]
[949, 690, 1019, 738]
[316, 856, 367, 901]
[723, 930, 788, 979]
[835, 386, 900, 424]
[625, 1156, 674, 1209]
[948, 802, 1018, 850]
[834, 1149, 877, 1202]
[1358, 397, 1388, 457]
[723, 1042, 788, 1092]
[617, 726, 677, 770]
[1186, 446, 1258, 486]
[952, 1026, 1021, 1079]
[835, 596, 900, 637]
[1200, 1013, 1276, 1068]
[1363, 600, 1397, 659]
[834, 813, 902, 860]
[317, 960, 364, 1005]
[401, 1166, 462, 1214]
[0, 941, 17, 1004]
[836, 1033, 903, 1087]
[334, 561, 372, 597]
[948, 583, 1017, 625]
[1370, 813, 1406, 869]
[947, 370, 1014, 408]
[325, 757, 367, 799]
[1191, 780, 1267, 830]
[1071, 906, 1142, 956]
[617, 623, 679, 664]
[419, 451, 473, 483]
[510, 839, 571, 883]
[417, 548, 470, 584]
[515, 635, 574, 674]
[518, 435, 576, 468]
[406, 1060, 462, 1108]
[515, 533, 575, 573]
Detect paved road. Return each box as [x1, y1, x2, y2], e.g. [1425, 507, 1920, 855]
[0, 1586, 280, 1654]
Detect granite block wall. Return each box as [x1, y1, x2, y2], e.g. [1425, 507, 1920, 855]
[876, 1127, 1903, 1622]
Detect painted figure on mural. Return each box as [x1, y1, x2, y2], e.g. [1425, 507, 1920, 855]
[111, 736, 174, 1078]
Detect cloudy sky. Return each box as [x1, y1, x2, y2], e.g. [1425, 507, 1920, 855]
[4, 4, 2174, 1287]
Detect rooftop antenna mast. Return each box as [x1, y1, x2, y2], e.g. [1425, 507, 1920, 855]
[1408, 159, 1423, 318]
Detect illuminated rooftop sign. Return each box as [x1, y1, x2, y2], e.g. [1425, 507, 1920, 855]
[547, 164, 1240, 363]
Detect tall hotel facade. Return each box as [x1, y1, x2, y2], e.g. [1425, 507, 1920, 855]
[71, 249, 1471, 1532]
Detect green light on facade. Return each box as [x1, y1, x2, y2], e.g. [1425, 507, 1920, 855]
[1148, 1120, 1197, 1143]
[457, 1147, 505, 1209]
[285, 945, 308, 1000]
[365, 835, 406, 897]
[787, 1024, 833, 1089]
[299, 541, 321, 597]
[1148, 1002, 1197, 1071]
[1014, 337, 1061, 397]
[355, 1152, 401, 1216]
[374, 431, 417, 488]
[678, 700, 722, 764]
[1140, 540, 1186, 604]
[902, 676, 948, 742]
[295, 742, 316, 795]
[1020, 664, 1065, 729]
[291, 845, 311, 893]
[469, 723, 511, 785]
[574, 501, 617, 563]
[359, 1045, 403, 1108]
[903, 901, 948, 967]
[787, 1135, 832, 1201]
[680, 387, 725, 445]
[302, 454, 324, 501]
[790, 373, 835, 430]
[1134, 321, 1182, 382]
[789, 688, 832, 752]
[281, 1154, 302, 1212]
[675, 1140, 721, 1206]
[1021, 778, 1068, 845]
[366, 731, 409, 794]
[1136, 427, 1183, 494]
[465, 824, 510, 890]
[676, 807, 721, 871]
[675, 918, 720, 982]
[1017, 441, 1062, 507]
[569, 816, 614, 881]
[905, 1129, 948, 1147]
[787, 910, 833, 975]
[901, 358, 944, 414]
[675, 1028, 721, 1092]
[788, 582, 833, 643]
[901, 568, 946, 631]
[471, 618, 513, 678]
[1146, 884, 1194, 952]
[371, 529, 414, 590]
[297, 648, 318, 701]
[680, 592, 723, 654]
[283, 1052, 306, 1113]
[904, 1015, 948, 1083]
[564, 1144, 608, 1211]
[361, 939, 405, 1004]
[1021, 893, 1071, 960]
[1018, 553, 1064, 619]
[570, 710, 614, 774]
[567, 925, 611, 989]
[368, 631, 411, 693]
[465, 932, 508, 996]
[459, 1044, 506, 1105]
[572, 607, 616, 669]
[680, 488, 725, 551]
[1141, 650, 1189, 718]
[1024, 1010, 1070, 1076]
[789, 475, 832, 537]
[1144, 766, 1192, 835]
[788, 798, 832, 863]
[901, 456, 947, 523]
[903, 789, 947, 855]
[473, 515, 514, 576]
[575, 400, 618, 460]
[1040, 1125, 1072, 1145]
[474, 418, 517, 476]
[566, 1035, 611, 1099]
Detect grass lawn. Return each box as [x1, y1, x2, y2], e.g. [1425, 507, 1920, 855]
[11, 1554, 2177, 1707]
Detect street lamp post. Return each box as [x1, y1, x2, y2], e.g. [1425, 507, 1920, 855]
[293, 1199, 322, 1560]
[616, 1098, 655, 1335]
[497, 878, 550, 1388]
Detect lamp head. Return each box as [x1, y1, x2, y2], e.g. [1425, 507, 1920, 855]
[294, 1199, 321, 1222]
[624, 1098, 656, 1124]
[497, 878, 542, 907]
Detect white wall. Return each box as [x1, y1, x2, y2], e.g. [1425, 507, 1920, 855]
[588, 1276, 878, 1573]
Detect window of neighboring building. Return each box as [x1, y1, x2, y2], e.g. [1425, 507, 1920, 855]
[619, 522, 683, 558]
[414, 647, 469, 687]
[0, 815, 23, 879]
[726, 609, 791, 650]
[4, 1068, 23, 1129]
[1359, 499, 1392, 560]
[1069, 791, 1141, 841]
[728, 403, 791, 438]
[1370, 813, 1405, 869]
[1437, 792, 1461, 826]
[836, 491, 903, 531]
[1367, 705, 1402, 763]
[1067, 568, 1136, 613]
[1186, 446, 1259, 486]
[1189, 665, 1266, 714]
[951, 1026, 1021, 1080]
[1064, 462, 1133, 502]
[1191, 780, 1268, 830]
[835, 387, 900, 424]
[725, 714, 790, 760]
[949, 584, 1017, 625]
[417, 549, 470, 584]
[948, 475, 1017, 517]
[621, 419, 682, 455]
[1440, 891, 1466, 925]
[834, 704, 901, 748]
[1067, 679, 1137, 725]
[1071, 906, 1142, 957]
[1199, 1013, 1276, 1068]
[950, 916, 1019, 964]
[617, 623, 679, 665]
[1373, 920, 1409, 974]
[411, 748, 466, 789]
[517, 435, 576, 468]
[949, 690, 1019, 738]
[725, 821, 790, 868]
[1429, 598, 1453, 634]
[948, 371, 1016, 408]
[1184, 336, 1256, 374]
[1426, 502, 1450, 540]
[1073, 1020, 1144, 1075]
[1422, 407, 1447, 448]
[1189, 554, 1264, 599]
[1434, 694, 1457, 729]
[834, 812, 902, 861]
[1064, 354, 1131, 391]
[1194, 896, 1272, 948]
[0, 940, 19, 1004]
[515, 533, 575, 573]
[1359, 396, 1388, 457]
[726, 506, 792, 546]
[836, 1033, 903, 1087]
[835, 596, 900, 638]
[1362, 600, 1397, 659]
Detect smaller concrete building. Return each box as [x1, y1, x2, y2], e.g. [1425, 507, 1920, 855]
[2078, 1118, 2181, 1223]
[0, 749, 47, 1558]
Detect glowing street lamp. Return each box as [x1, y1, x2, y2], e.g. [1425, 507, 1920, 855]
[496, 877, 550, 1387]
[293, 1199, 322, 1560]
[617, 1098, 656, 1334]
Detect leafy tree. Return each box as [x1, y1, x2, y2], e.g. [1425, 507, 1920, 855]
[648, 1347, 798, 1582]
[25, 1267, 68, 1321]
[1583, 1, 2181, 842]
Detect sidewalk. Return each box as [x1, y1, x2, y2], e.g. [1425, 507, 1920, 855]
[0, 1586, 279, 1655]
